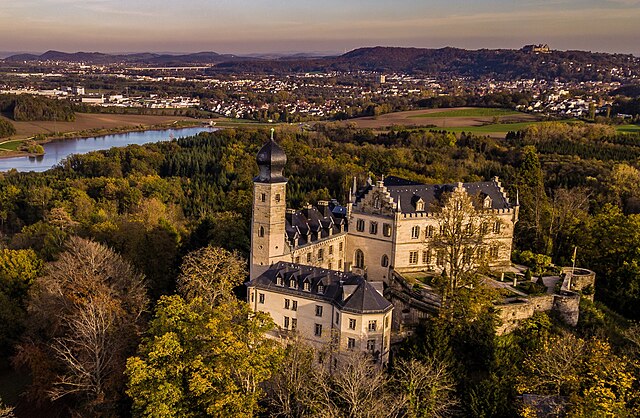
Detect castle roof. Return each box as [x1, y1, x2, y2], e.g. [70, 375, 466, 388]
[247, 262, 392, 314]
[285, 200, 347, 248]
[255, 137, 287, 183]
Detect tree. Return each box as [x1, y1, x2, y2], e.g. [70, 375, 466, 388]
[429, 186, 499, 314]
[0, 396, 14, 418]
[15, 237, 148, 414]
[126, 295, 280, 418]
[0, 119, 15, 139]
[176, 246, 247, 306]
[394, 357, 457, 418]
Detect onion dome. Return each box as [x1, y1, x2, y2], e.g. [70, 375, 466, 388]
[255, 129, 287, 183]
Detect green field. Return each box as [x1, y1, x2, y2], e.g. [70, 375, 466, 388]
[0, 140, 23, 151]
[617, 124, 640, 133]
[410, 108, 520, 118]
[441, 122, 539, 133]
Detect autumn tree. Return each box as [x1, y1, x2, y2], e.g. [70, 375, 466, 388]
[0, 396, 14, 418]
[15, 237, 148, 415]
[126, 295, 280, 418]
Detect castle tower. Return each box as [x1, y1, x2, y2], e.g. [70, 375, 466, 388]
[250, 131, 288, 279]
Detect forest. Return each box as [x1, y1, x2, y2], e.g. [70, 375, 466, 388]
[0, 94, 75, 122]
[0, 122, 640, 417]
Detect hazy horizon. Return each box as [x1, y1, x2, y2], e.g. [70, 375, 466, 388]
[1, 1, 639, 56]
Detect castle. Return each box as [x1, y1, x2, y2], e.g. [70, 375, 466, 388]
[246, 134, 520, 361]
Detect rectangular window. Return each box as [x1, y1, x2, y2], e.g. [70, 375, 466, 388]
[338, 259, 343, 269]
[258, 293, 265, 304]
[284, 316, 290, 329]
[329, 245, 333, 255]
[490, 246, 499, 258]
[291, 318, 297, 330]
[383, 223, 392, 237]
[275, 193, 281, 202]
[369, 221, 378, 235]
[284, 299, 290, 309]
[493, 221, 501, 234]
[385, 316, 390, 329]
[318, 249, 324, 261]
[426, 225, 434, 238]
[439, 225, 446, 235]
[409, 251, 418, 264]
[339, 242, 343, 252]
[367, 339, 376, 351]
[422, 250, 432, 264]
[250, 293, 254, 303]
[348, 338, 356, 349]
[292, 300, 298, 311]
[306, 253, 311, 263]
[368, 320, 377, 331]
[295, 256, 300, 264]
[261, 193, 266, 202]
[328, 262, 332, 270]
[411, 226, 420, 239]
[356, 219, 365, 232]
[436, 251, 445, 267]
[314, 323, 322, 337]
[315, 305, 323, 317]
[335, 312, 340, 324]
[349, 318, 356, 330]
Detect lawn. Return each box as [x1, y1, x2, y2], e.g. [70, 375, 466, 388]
[617, 124, 640, 133]
[409, 108, 521, 118]
[0, 140, 24, 151]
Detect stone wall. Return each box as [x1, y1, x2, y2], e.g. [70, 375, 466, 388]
[562, 267, 596, 301]
[496, 292, 580, 335]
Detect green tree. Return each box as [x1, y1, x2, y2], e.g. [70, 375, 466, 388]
[126, 296, 280, 418]
[0, 119, 16, 139]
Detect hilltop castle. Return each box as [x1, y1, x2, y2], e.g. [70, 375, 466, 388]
[246, 135, 519, 361]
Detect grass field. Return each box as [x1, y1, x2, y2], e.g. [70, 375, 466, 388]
[409, 108, 520, 118]
[0, 140, 23, 151]
[617, 124, 640, 133]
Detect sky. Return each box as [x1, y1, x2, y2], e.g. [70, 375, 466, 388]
[1, 0, 639, 55]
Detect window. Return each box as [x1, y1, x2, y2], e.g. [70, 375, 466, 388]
[409, 251, 418, 264]
[250, 293, 254, 302]
[478, 247, 487, 260]
[259, 293, 265, 304]
[423, 250, 432, 264]
[276, 276, 283, 286]
[367, 339, 376, 351]
[411, 225, 420, 239]
[383, 223, 392, 237]
[315, 305, 323, 317]
[328, 262, 332, 270]
[426, 225, 434, 238]
[289, 279, 297, 289]
[275, 193, 281, 203]
[349, 318, 356, 330]
[329, 245, 333, 255]
[490, 245, 499, 258]
[493, 221, 501, 234]
[385, 316, 390, 329]
[284, 316, 290, 329]
[381, 254, 389, 268]
[368, 320, 377, 331]
[436, 251, 445, 267]
[416, 200, 424, 211]
[303, 281, 310, 291]
[291, 318, 297, 330]
[306, 253, 311, 263]
[339, 242, 343, 252]
[463, 248, 472, 264]
[439, 225, 446, 235]
[284, 299, 290, 309]
[335, 312, 340, 324]
[356, 219, 365, 232]
[314, 323, 322, 337]
[465, 223, 472, 235]
[373, 196, 381, 209]
[338, 259, 343, 269]
[294, 256, 300, 264]
[348, 338, 356, 349]
[318, 284, 325, 294]
[480, 222, 488, 235]
[261, 193, 266, 202]
[292, 300, 298, 311]
[369, 221, 378, 235]
[483, 196, 492, 208]
[258, 226, 265, 237]
[318, 249, 324, 261]
[355, 249, 365, 268]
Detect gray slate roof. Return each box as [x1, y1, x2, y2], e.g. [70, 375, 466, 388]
[285, 200, 348, 247]
[357, 175, 513, 213]
[247, 261, 393, 314]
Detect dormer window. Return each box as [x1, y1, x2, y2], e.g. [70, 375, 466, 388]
[303, 281, 310, 291]
[483, 195, 492, 209]
[276, 276, 283, 286]
[416, 198, 424, 211]
[318, 284, 325, 294]
[290, 279, 297, 289]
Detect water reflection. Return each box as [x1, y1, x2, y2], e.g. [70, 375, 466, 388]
[0, 126, 214, 172]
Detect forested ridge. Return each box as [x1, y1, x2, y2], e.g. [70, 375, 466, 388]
[1, 124, 640, 416]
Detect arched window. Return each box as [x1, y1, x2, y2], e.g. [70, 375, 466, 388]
[355, 249, 365, 269]
[381, 254, 389, 267]
[258, 226, 265, 237]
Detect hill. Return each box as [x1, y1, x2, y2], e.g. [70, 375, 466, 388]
[4, 46, 639, 82]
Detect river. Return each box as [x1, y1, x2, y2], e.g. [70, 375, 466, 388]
[0, 126, 215, 172]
